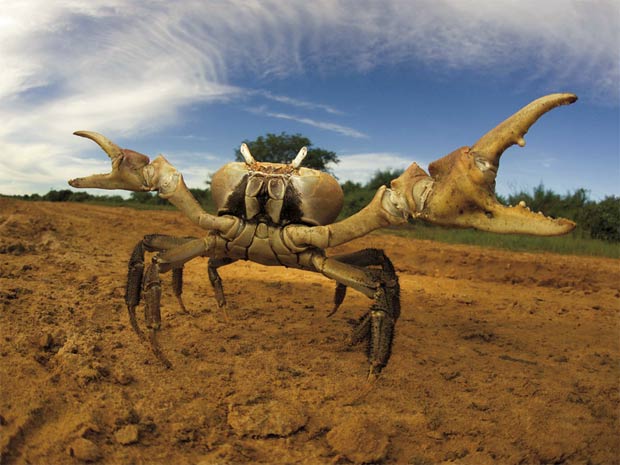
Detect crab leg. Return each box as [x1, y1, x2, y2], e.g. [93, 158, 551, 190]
[142, 261, 171, 368]
[207, 257, 237, 320]
[127, 235, 201, 323]
[125, 235, 216, 367]
[171, 268, 186, 313]
[126, 240, 146, 340]
[143, 234, 208, 313]
[311, 252, 400, 379]
[327, 248, 397, 317]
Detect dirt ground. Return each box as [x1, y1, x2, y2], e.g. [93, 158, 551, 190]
[0, 198, 618, 465]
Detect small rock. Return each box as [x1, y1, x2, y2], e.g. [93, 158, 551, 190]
[38, 333, 53, 350]
[114, 424, 139, 445]
[227, 400, 307, 438]
[67, 438, 101, 462]
[327, 416, 389, 464]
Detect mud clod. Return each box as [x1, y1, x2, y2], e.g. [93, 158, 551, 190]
[38, 333, 53, 350]
[326, 416, 389, 464]
[114, 424, 140, 445]
[67, 438, 101, 462]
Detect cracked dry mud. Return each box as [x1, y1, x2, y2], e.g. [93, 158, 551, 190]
[0, 198, 618, 464]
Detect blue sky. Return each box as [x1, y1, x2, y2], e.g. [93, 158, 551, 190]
[1, 0, 618, 200]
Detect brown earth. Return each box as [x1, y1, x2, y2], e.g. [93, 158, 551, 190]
[0, 198, 619, 465]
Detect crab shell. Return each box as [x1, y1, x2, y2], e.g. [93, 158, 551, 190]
[210, 162, 344, 226]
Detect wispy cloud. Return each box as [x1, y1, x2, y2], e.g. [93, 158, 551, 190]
[253, 90, 344, 115]
[248, 107, 367, 138]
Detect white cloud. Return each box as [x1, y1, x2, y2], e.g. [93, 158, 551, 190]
[250, 109, 368, 139]
[332, 152, 417, 184]
[0, 0, 617, 194]
[254, 90, 343, 115]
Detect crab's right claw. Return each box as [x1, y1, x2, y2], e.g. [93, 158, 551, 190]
[69, 131, 152, 191]
[393, 93, 578, 236]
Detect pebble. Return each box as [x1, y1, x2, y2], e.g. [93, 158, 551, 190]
[114, 424, 140, 445]
[67, 438, 101, 462]
[38, 333, 53, 350]
[326, 416, 389, 464]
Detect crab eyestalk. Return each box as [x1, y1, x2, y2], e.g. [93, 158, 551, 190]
[240, 143, 256, 165]
[291, 146, 308, 168]
[393, 93, 578, 236]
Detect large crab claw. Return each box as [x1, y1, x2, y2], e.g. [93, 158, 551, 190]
[69, 131, 185, 198]
[69, 131, 154, 191]
[392, 93, 578, 236]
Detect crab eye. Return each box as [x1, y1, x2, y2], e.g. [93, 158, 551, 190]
[246, 176, 264, 197]
[267, 178, 286, 200]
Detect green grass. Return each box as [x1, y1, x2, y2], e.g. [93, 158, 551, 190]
[382, 224, 620, 259]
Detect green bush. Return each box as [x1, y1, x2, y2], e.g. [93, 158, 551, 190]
[582, 196, 620, 242]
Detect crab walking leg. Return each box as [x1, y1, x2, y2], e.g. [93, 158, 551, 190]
[126, 241, 147, 340]
[311, 252, 400, 378]
[326, 248, 398, 317]
[171, 268, 186, 313]
[142, 261, 171, 368]
[137, 236, 216, 367]
[143, 234, 202, 312]
[127, 234, 200, 332]
[207, 257, 237, 319]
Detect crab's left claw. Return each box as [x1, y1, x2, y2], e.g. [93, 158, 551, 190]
[393, 93, 578, 236]
[69, 131, 152, 191]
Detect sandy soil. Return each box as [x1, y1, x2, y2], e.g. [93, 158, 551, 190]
[0, 198, 619, 465]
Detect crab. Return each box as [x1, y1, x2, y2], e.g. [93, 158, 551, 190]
[69, 93, 577, 378]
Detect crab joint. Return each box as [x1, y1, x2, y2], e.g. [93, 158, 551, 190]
[143, 156, 182, 198]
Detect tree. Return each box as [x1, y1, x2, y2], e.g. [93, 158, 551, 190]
[366, 169, 405, 191]
[234, 132, 339, 172]
[581, 196, 620, 241]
